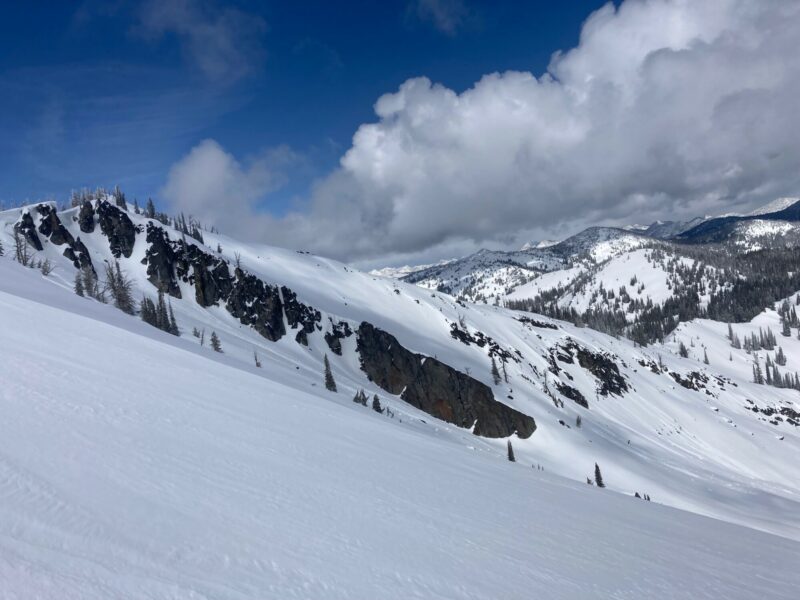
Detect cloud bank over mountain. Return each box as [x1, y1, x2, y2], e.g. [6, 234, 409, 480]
[165, 0, 800, 265]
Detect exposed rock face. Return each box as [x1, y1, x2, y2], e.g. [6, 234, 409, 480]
[449, 323, 517, 363]
[62, 237, 93, 271]
[141, 224, 295, 341]
[567, 341, 628, 396]
[226, 268, 286, 342]
[15, 211, 43, 251]
[96, 201, 136, 258]
[37, 205, 74, 246]
[555, 382, 588, 408]
[357, 322, 536, 439]
[183, 245, 233, 307]
[142, 223, 182, 297]
[31, 205, 93, 271]
[282, 286, 322, 346]
[324, 320, 352, 355]
[78, 201, 95, 233]
[282, 287, 321, 332]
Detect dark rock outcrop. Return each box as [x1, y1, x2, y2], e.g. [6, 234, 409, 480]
[517, 316, 558, 330]
[357, 322, 536, 439]
[97, 201, 136, 258]
[15, 211, 43, 251]
[78, 201, 95, 233]
[565, 341, 628, 396]
[555, 382, 588, 408]
[282, 287, 321, 332]
[226, 268, 286, 341]
[62, 237, 93, 271]
[37, 205, 74, 246]
[324, 320, 352, 355]
[142, 223, 182, 297]
[151, 236, 235, 306]
[186, 246, 233, 307]
[449, 323, 516, 362]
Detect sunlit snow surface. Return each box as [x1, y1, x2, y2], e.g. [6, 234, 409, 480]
[0, 261, 798, 598]
[2, 202, 800, 597]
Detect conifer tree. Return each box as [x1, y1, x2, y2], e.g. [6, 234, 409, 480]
[210, 331, 222, 352]
[156, 290, 169, 330]
[105, 261, 135, 314]
[507, 440, 515, 462]
[678, 341, 689, 358]
[353, 389, 367, 406]
[74, 270, 84, 297]
[594, 463, 605, 488]
[703, 348, 709, 365]
[490, 355, 501, 385]
[112, 185, 127, 210]
[81, 266, 103, 301]
[13, 230, 30, 266]
[753, 355, 764, 385]
[372, 394, 382, 413]
[776, 346, 787, 366]
[323, 354, 337, 391]
[140, 296, 157, 327]
[168, 301, 179, 335]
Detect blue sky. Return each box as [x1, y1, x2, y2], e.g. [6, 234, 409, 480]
[3, 1, 798, 267]
[0, 0, 605, 211]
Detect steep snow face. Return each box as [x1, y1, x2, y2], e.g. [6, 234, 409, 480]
[748, 197, 800, 216]
[505, 248, 719, 319]
[2, 267, 799, 598]
[664, 294, 800, 411]
[643, 217, 705, 238]
[520, 239, 559, 250]
[1, 202, 800, 542]
[368, 258, 455, 279]
[547, 227, 648, 261]
[403, 227, 648, 304]
[402, 247, 566, 303]
[728, 219, 800, 251]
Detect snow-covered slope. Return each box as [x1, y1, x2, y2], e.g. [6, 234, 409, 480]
[747, 197, 800, 216]
[402, 227, 647, 304]
[727, 219, 800, 250]
[1, 199, 800, 545]
[402, 246, 566, 302]
[506, 248, 718, 318]
[2, 261, 799, 598]
[368, 258, 454, 279]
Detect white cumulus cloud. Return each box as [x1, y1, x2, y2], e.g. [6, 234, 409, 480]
[166, 0, 800, 266]
[162, 139, 294, 236]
